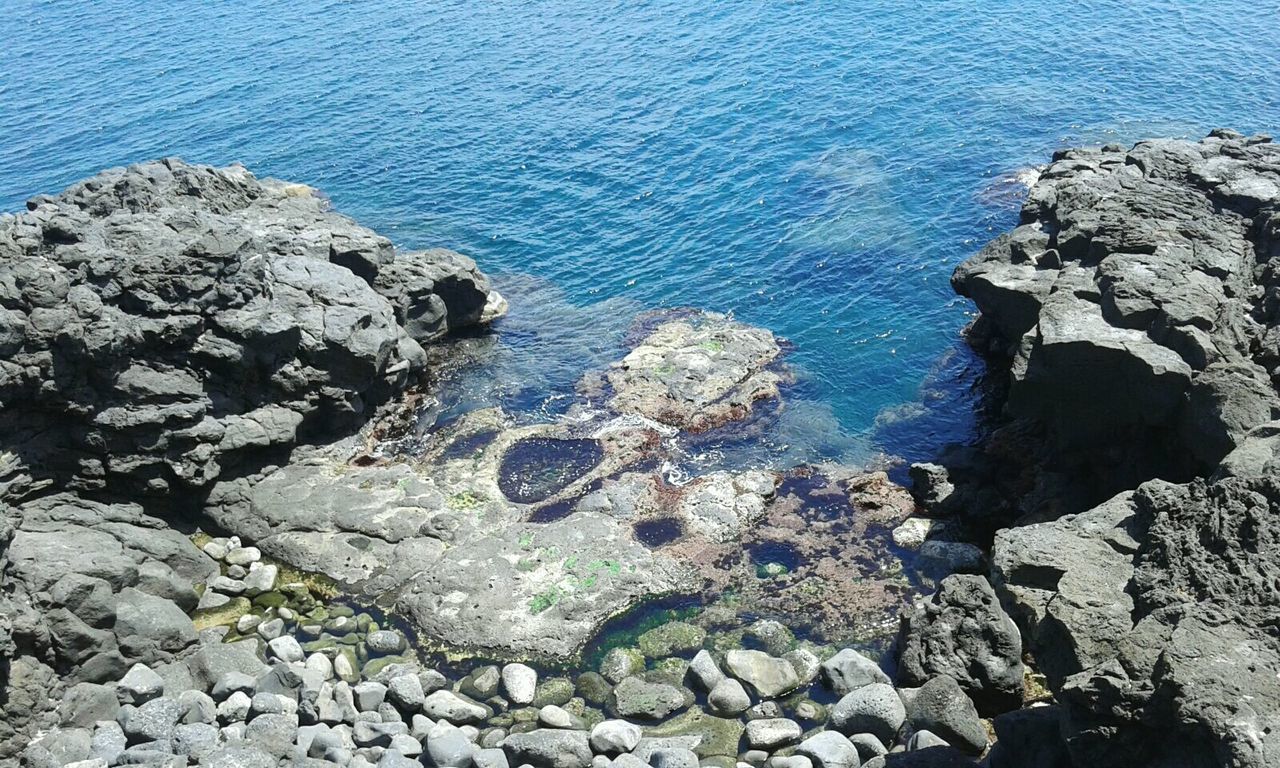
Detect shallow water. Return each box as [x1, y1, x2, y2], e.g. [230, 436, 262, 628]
[2, 0, 1278, 464]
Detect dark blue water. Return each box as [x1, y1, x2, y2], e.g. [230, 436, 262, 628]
[3, 0, 1278, 464]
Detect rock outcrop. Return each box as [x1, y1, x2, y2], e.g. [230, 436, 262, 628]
[954, 130, 1280, 502]
[0, 158, 499, 498]
[952, 132, 1280, 767]
[0, 159, 503, 757]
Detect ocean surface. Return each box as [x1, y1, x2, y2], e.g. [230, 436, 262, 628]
[3, 0, 1278, 468]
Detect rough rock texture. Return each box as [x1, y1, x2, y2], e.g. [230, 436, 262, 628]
[954, 131, 1280, 508]
[957, 133, 1280, 768]
[0, 159, 501, 758]
[896, 574, 1023, 715]
[0, 158, 497, 497]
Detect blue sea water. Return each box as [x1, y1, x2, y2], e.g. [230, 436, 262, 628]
[2, 0, 1278, 466]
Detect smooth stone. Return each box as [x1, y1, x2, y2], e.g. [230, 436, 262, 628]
[744, 718, 802, 750]
[502, 663, 538, 705]
[589, 720, 642, 754]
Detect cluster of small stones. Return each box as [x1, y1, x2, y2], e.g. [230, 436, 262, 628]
[192, 537, 414, 681]
[26, 586, 995, 768]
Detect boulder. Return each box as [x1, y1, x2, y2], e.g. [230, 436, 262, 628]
[896, 575, 1023, 715]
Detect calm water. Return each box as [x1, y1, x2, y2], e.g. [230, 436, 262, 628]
[3, 0, 1278, 465]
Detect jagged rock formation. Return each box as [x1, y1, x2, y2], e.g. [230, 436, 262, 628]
[952, 132, 1280, 767]
[0, 159, 502, 758]
[0, 158, 498, 498]
[954, 129, 1280, 493]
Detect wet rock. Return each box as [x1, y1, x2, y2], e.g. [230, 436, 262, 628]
[609, 676, 691, 721]
[637, 621, 705, 659]
[707, 678, 751, 716]
[724, 650, 801, 699]
[821, 649, 890, 697]
[745, 718, 802, 749]
[686, 650, 725, 692]
[601, 312, 782, 432]
[896, 576, 1023, 715]
[498, 438, 604, 504]
[423, 690, 490, 724]
[600, 648, 645, 684]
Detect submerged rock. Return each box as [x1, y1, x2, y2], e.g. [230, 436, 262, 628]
[596, 311, 784, 432]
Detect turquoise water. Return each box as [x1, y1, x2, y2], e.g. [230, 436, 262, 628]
[3, 0, 1278, 464]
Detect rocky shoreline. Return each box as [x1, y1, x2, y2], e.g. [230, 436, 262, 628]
[2, 131, 1278, 768]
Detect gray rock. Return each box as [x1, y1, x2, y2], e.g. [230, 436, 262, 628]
[686, 649, 725, 692]
[354, 720, 409, 748]
[907, 731, 950, 751]
[386, 674, 425, 711]
[896, 575, 1023, 715]
[472, 747, 510, 768]
[422, 690, 490, 724]
[744, 718, 802, 749]
[821, 649, 890, 697]
[589, 720, 642, 754]
[609, 676, 690, 721]
[117, 663, 166, 705]
[113, 588, 197, 660]
[250, 691, 298, 717]
[905, 677, 987, 755]
[829, 684, 905, 745]
[242, 564, 277, 595]
[89, 721, 127, 764]
[244, 712, 299, 757]
[119, 696, 185, 743]
[216, 691, 252, 724]
[60, 683, 121, 727]
[502, 729, 592, 768]
[355, 681, 389, 712]
[649, 747, 699, 768]
[724, 650, 801, 699]
[796, 730, 862, 768]
[501, 663, 537, 705]
[366, 630, 407, 655]
[172, 722, 220, 758]
[201, 744, 278, 768]
[425, 721, 475, 767]
[189, 640, 269, 691]
[178, 689, 218, 724]
[212, 671, 258, 702]
[707, 678, 751, 716]
[537, 704, 581, 729]
[847, 733, 888, 761]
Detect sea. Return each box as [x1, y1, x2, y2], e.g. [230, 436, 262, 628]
[2, 0, 1278, 470]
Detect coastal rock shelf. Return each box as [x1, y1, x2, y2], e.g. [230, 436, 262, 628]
[0, 161, 972, 766]
[951, 131, 1280, 768]
[202, 309, 924, 662]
